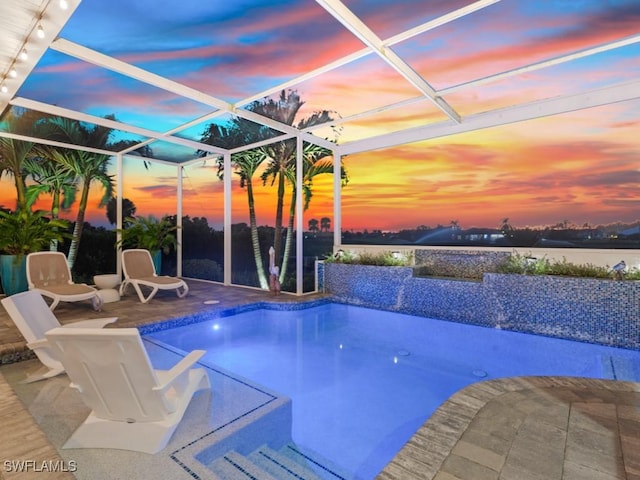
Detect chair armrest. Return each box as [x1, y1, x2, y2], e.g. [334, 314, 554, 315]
[153, 350, 205, 392]
[63, 317, 118, 329]
[25, 318, 116, 349]
[26, 338, 49, 350]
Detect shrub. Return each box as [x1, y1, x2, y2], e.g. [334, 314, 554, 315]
[325, 250, 413, 266]
[498, 253, 639, 280]
[182, 258, 223, 282]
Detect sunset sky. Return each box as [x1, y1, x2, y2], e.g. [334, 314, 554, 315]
[1, 0, 639, 232]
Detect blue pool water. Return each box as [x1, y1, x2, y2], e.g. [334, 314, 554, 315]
[146, 302, 640, 479]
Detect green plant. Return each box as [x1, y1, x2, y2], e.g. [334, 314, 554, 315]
[182, 258, 223, 281]
[626, 267, 640, 280]
[0, 209, 71, 256]
[323, 249, 356, 264]
[545, 257, 611, 278]
[498, 253, 550, 275]
[116, 215, 178, 254]
[497, 253, 632, 279]
[325, 250, 413, 266]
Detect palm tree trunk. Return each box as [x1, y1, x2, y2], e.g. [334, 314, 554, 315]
[280, 189, 296, 285]
[66, 181, 90, 269]
[14, 171, 28, 212]
[247, 179, 268, 289]
[49, 190, 61, 251]
[273, 168, 286, 268]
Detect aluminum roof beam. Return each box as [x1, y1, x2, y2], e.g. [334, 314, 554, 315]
[240, 0, 500, 108]
[339, 79, 640, 155]
[315, 0, 462, 124]
[10, 96, 227, 158]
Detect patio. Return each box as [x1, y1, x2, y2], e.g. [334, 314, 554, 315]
[1, 281, 639, 479]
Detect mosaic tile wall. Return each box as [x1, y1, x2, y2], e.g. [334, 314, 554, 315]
[485, 274, 640, 350]
[316, 260, 325, 292]
[323, 263, 640, 350]
[321, 264, 414, 310]
[414, 249, 510, 279]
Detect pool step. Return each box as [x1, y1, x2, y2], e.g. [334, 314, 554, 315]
[209, 444, 347, 480]
[210, 450, 279, 480]
[277, 444, 349, 480]
[249, 446, 324, 480]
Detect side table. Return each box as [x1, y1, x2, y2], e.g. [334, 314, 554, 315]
[93, 274, 121, 303]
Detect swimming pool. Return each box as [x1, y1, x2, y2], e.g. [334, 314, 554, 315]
[146, 302, 640, 479]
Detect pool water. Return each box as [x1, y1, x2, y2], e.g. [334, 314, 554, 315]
[146, 302, 640, 479]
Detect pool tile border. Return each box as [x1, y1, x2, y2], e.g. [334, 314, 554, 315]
[137, 297, 333, 336]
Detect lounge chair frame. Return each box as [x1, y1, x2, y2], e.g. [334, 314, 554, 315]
[120, 249, 189, 303]
[26, 251, 103, 311]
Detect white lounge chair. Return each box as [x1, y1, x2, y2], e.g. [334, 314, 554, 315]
[0, 290, 117, 383]
[27, 251, 103, 311]
[120, 249, 189, 303]
[45, 327, 210, 454]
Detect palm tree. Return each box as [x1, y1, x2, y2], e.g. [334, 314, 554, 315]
[199, 90, 342, 290]
[106, 197, 136, 225]
[202, 123, 272, 289]
[24, 156, 77, 216]
[320, 217, 331, 232]
[44, 117, 115, 268]
[0, 138, 31, 212]
[258, 91, 338, 275]
[0, 108, 43, 211]
[227, 148, 270, 289]
[23, 154, 78, 251]
[277, 142, 347, 284]
[308, 218, 319, 233]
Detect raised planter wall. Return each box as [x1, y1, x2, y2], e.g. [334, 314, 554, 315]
[414, 249, 510, 279]
[323, 263, 640, 350]
[485, 274, 640, 350]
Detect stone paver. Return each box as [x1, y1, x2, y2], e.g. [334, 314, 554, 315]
[451, 440, 505, 472]
[440, 454, 499, 480]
